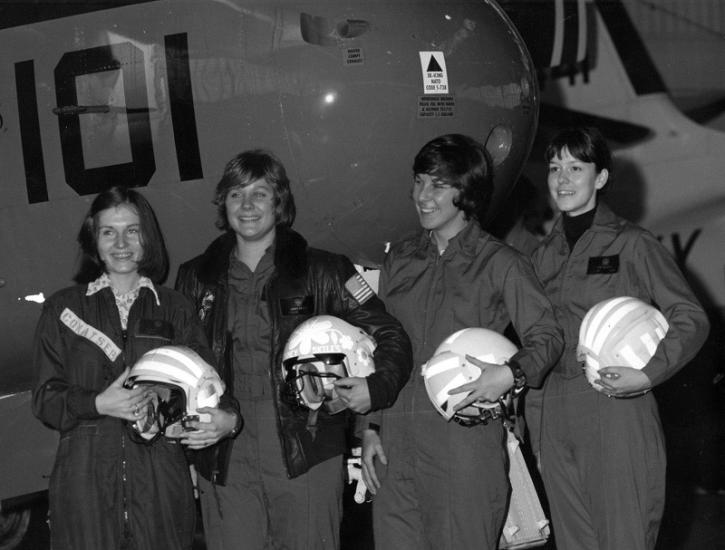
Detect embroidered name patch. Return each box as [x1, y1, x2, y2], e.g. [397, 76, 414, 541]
[60, 308, 121, 361]
[587, 255, 619, 274]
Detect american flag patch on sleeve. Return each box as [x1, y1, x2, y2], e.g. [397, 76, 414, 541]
[345, 273, 375, 305]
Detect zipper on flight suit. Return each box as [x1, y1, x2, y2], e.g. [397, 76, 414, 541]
[118, 307, 135, 549]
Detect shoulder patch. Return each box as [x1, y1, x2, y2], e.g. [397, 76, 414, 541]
[60, 308, 121, 361]
[345, 273, 375, 305]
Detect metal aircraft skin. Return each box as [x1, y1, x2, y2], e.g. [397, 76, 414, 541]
[0, 0, 541, 511]
[0, 0, 538, 396]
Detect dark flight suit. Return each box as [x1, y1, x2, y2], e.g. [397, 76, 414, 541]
[374, 221, 563, 550]
[531, 203, 709, 550]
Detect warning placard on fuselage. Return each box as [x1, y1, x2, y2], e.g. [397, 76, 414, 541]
[419, 51, 449, 94]
[417, 95, 455, 118]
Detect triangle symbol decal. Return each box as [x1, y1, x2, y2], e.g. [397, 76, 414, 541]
[426, 55, 443, 72]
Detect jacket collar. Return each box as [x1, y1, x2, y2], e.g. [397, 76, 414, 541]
[413, 220, 487, 259]
[196, 226, 308, 284]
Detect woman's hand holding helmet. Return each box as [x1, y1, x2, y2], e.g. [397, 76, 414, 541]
[333, 377, 371, 413]
[593, 366, 652, 398]
[448, 355, 514, 412]
[181, 408, 241, 449]
[96, 367, 153, 421]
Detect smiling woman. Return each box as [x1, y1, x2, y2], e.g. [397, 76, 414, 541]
[174, 149, 412, 550]
[224, 179, 277, 249]
[95, 206, 143, 289]
[362, 134, 563, 550]
[531, 126, 710, 550]
[30, 186, 234, 550]
[75, 186, 169, 288]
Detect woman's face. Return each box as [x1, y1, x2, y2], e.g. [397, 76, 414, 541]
[96, 204, 143, 280]
[412, 173, 467, 243]
[225, 178, 277, 245]
[547, 146, 607, 216]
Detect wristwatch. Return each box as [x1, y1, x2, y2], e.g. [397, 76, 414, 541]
[505, 359, 527, 393]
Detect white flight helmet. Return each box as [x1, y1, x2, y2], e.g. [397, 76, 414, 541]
[282, 315, 376, 414]
[578, 296, 669, 388]
[125, 345, 225, 440]
[422, 328, 518, 426]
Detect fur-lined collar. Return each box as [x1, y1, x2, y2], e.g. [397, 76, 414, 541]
[195, 226, 308, 284]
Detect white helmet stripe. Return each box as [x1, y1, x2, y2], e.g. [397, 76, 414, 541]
[590, 298, 642, 354]
[434, 372, 468, 407]
[424, 355, 461, 377]
[641, 332, 659, 357]
[135, 364, 199, 387]
[583, 296, 627, 339]
[582, 296, 631, 346]
[152, 347, 205, 377]
[619, 344, 647, 369]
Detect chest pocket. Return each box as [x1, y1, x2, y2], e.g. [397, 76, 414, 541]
[581, 254, 634, 306]
[132, 319, 175, 358]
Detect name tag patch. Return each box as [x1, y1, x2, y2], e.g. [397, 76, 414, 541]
[587, 255, 619, 274]
[60, 308, 121, 361]
[280, 296, 314, 316]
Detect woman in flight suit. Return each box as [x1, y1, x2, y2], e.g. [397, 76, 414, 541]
[531, 126, 710, 550]
[32, 186, 220, 550]
[361, 134, 563, 550]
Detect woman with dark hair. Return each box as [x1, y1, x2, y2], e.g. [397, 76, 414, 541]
[360, 134, 563, 550]
[531, 126, 709, 549]
[75, 186, 170, 284]
[175, 149, 411, 550]
[32, 185, 233, 550]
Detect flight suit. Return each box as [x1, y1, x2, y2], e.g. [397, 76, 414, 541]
[531, 203, 709, 550]
[33, 283, 209, 550]
[374, 221, 563, 550]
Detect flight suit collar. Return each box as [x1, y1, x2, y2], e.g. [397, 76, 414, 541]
[415, 220, 485, 259]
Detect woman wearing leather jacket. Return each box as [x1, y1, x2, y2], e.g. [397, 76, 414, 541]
[175, 149, 412, 550]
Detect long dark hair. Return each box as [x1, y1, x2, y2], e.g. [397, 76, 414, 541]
[74, 186, 169, 284]
[413, 134, 493, 227]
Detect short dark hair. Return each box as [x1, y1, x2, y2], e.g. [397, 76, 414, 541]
[545, 126, 612, 174]
[75, 186, 169, 284]
[213, 149, 296, 231]
[413, 134, 493, 226]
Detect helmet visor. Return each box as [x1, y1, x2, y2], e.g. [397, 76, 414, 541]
[128, 382, 187, 439]
[284, 354, 347, 410]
